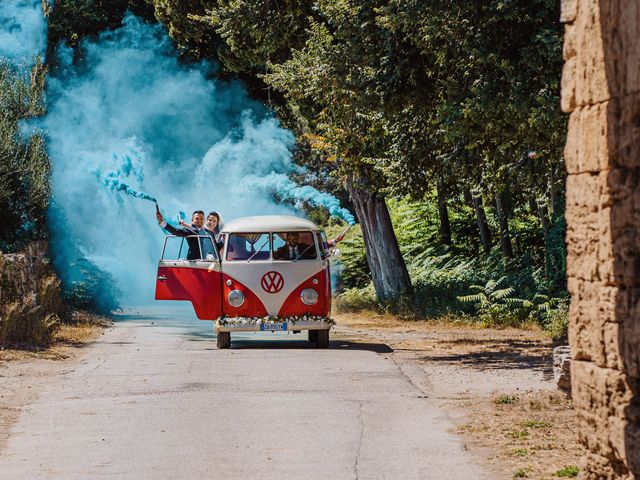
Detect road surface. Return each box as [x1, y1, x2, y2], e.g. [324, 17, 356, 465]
[0, 306, 487, 479]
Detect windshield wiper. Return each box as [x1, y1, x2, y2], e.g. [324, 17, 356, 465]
[247, 238, 270, 262]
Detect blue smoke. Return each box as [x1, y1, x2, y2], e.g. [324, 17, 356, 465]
[0, 0, 47, 66]
[102, 151, 157, 203]
[244, 173, 355, 225]
[34, 14, 353, 307]
[0, 8, 353, 308]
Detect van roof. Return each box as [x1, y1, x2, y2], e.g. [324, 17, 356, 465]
[221, 215, 321, 234]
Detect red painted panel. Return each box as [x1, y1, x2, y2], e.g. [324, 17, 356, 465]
[155, 266, 222, 320]
[325, 264, 332, 314]
[277, 270, 329, 317]
[221, 273, 268, 318]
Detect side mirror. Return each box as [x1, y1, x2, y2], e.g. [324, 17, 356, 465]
[332, 248, 341, 257]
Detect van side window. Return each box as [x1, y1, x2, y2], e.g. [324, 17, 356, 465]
[316, 232, 327, 259]
[272, 232, 317, 260]
[162, 236, 188, 260]
[162, 236, 218, 261]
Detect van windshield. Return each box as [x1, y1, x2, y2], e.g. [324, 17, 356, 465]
[272, 232, 317, 260]
[226, 233, 270, 261]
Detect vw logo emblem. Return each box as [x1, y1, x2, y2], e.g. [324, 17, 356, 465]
[261, 271, 284, 294]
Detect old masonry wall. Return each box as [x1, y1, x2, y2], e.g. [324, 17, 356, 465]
[561, 0, 640, 477]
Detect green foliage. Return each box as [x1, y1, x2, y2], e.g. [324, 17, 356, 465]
[507, 429, 530, 440]
[513, 467, 530, 478]
[542, 305, 569, 341]
[496, 394, 519, 405]
[206, 0, 313, 74]
[0, 59, 50, 252]
[47, 0, 153, 52]
[334, 285, 377, 313]
[335, 229, 370, 290]
[147, 0, 569, 309]
[555, 465, 579, 478]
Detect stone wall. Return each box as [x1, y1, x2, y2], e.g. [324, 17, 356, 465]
[562, 0, 640, 477]
[0, 242, 63, 346]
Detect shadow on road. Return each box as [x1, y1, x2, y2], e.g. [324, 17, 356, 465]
[227, 338, 393, 353]
[419, 345, 553, 380]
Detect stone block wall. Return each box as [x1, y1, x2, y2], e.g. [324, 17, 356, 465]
[562, 0, 640, 477]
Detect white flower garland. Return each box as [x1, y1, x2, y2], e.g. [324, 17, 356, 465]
[217, 315, 334, 327]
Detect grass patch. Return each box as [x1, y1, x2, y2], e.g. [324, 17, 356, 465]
[555, 465, 579, 477]
[507, 429, 530, 440]
[521, 419, 552, 429]
[496, 394, 520, 405]
[513, 467, 530, 478]
[512, 448, 528, 457]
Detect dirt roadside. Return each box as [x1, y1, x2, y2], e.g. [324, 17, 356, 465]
[333, 312, 583, 480]
[0, 321, 109, 451]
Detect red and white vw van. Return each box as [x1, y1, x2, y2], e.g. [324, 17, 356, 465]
[155, 215, 333, 348]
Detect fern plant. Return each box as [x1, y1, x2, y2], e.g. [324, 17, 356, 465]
[457, 277, 531, 326]
[458, 276, 529, 308]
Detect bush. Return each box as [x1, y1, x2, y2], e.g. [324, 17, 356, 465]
[542, 306, 569, 341]
[334, 229, 370, 290]
[334, 284, 378, 312]
[0, 302, 60, 347]
[333, 196, 569, 332]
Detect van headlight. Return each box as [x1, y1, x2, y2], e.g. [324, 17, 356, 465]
[228, 290, 245, 307]
[301, 288, 318, 305]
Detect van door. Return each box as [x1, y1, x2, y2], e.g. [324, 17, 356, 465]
[154, 235, 222, 320]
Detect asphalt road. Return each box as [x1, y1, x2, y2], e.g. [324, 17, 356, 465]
[0, 306, 487, 479]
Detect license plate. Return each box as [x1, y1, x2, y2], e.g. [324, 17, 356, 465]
[260, 322, 287, 332]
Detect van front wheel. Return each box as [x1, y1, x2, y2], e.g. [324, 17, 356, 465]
[315, 329, 329, 348]
[308, 329, 318, 344]
[217, 331, 231, 349]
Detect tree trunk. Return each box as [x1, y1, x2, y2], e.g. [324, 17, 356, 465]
[550, 183, 560, 218]
[472, 192, 491, 254]
[436, 181, 452, 245]
[537, 199, 552, 275]
[494, 191, 513, 259]
[463, 188, 473, 206]
[346, 176, 412, 303]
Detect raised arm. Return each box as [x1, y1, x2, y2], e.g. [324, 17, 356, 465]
[156, 211, 198, 237]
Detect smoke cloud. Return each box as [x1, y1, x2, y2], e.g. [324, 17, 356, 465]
[0, 0, 47, 65]
[35, 14, 351, 307]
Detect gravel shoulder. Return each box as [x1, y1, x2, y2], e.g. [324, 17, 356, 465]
[333, 312, 584, 480]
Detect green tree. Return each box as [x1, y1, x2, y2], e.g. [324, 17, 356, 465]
[265, 4, 414, 303]
[0, 59, 50, 251]
[47, 0, 153, 54]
